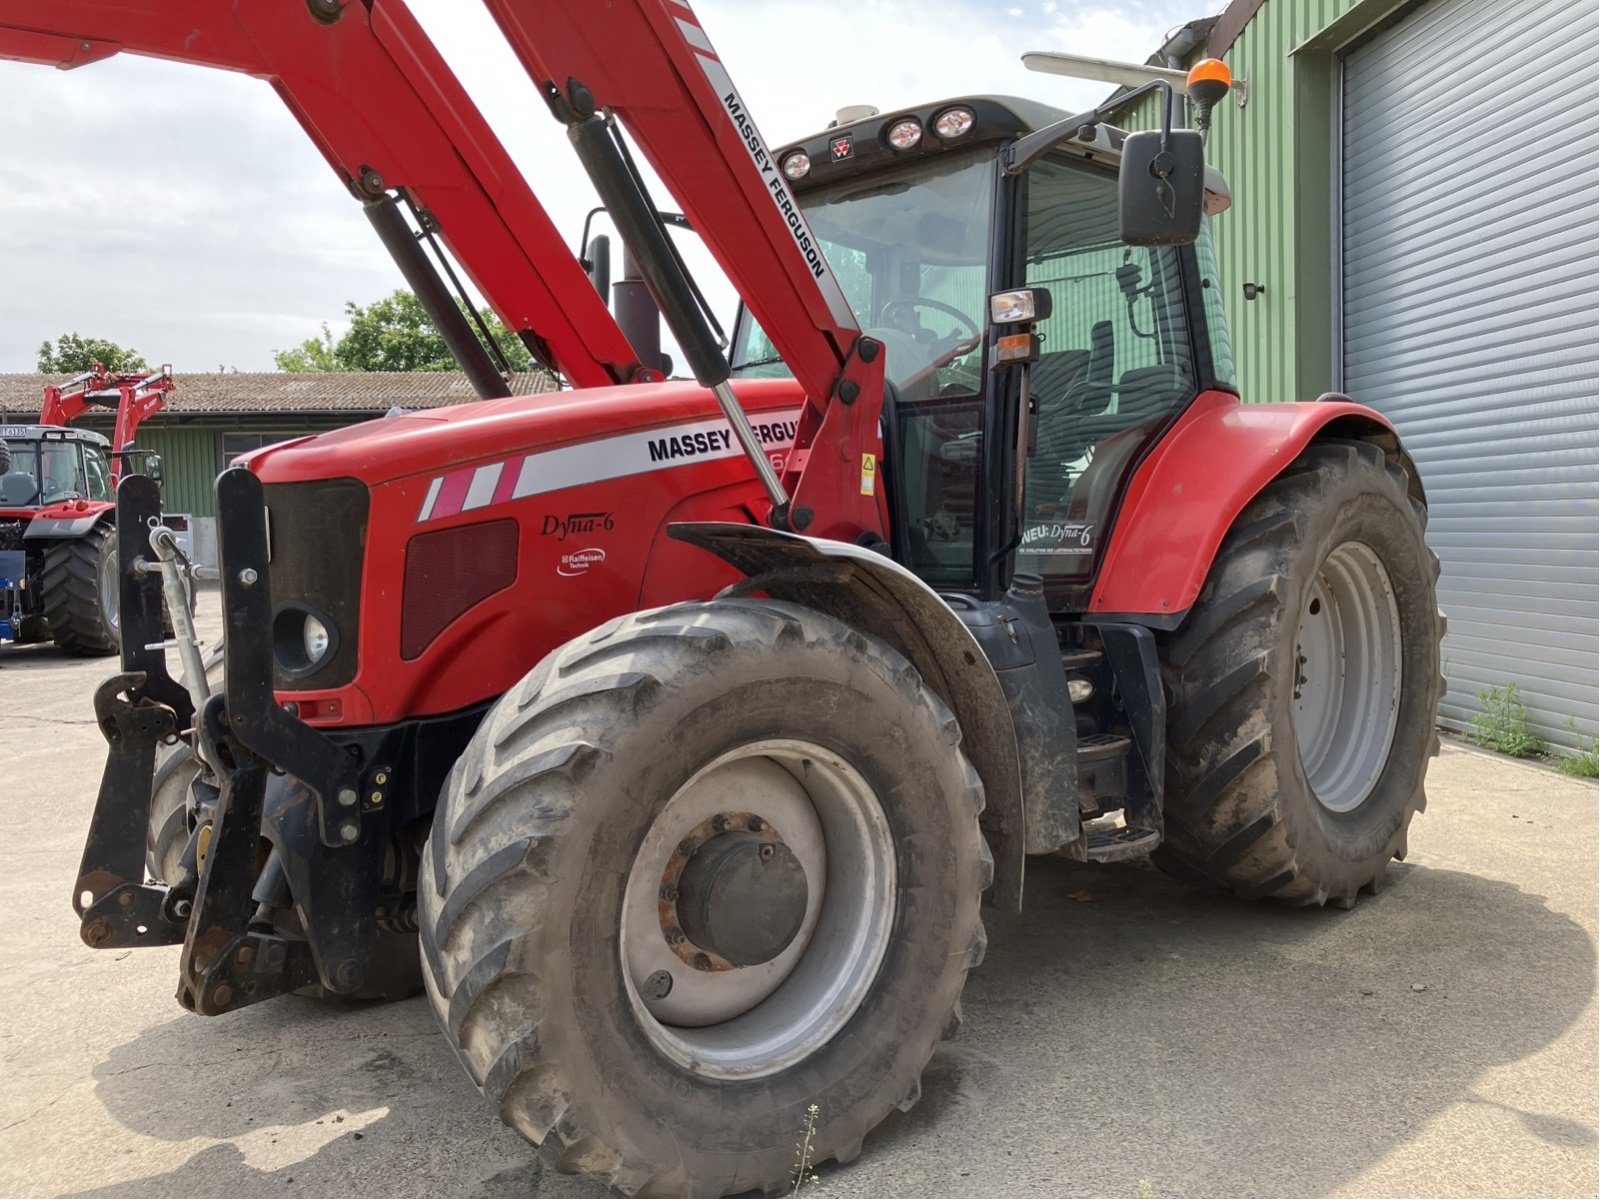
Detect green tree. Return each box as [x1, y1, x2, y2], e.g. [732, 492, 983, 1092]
[274, 290, 538, 374]
[37, 333, 148, 373]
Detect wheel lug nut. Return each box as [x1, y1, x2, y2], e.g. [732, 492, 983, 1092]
[659, 885, 679, 902]
[747, 816, 765, 832]
[676, 839, 696, 858]
[692, 952, 713, 971]
[711, 815, 729, 832]
[665, 927, 686, 946]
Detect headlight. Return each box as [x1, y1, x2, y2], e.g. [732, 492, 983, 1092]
[886, 118, 923, 150]
[273, 603, 339, 679]
[303, 613, 330, 665]
[934, 108, 975, 139]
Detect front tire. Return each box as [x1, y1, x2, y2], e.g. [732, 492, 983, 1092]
[1154, 439, 1444, 907]
[420, 600, 990, 1197]
[42, 524, 119, 656]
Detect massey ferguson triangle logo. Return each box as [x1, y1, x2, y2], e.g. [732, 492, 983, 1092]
[831, 133, 853, 160]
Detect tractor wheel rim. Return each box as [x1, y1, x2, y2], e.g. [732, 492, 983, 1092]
[100, 541, 120, 631]
[1293, 540, 1403, 814]
[620, 738, 895, 1080]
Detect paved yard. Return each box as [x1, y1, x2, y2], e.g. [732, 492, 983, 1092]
[0, 597, 1594, 1197]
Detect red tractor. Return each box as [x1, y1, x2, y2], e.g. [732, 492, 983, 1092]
[0, 364, 173, 654]
[3, 3, 1443, 1195]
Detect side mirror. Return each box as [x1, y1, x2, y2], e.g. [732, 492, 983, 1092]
[147, 454, 164, 484]
[1119, 129, 1206, 246]
[585, 233, 612, 305]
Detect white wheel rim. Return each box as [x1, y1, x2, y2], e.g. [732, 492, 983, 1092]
[620, 739, 895, 1080]
[1293, 541, 1403, 813]
[100, 540, 120, 631]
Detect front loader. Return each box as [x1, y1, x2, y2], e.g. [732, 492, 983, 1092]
[2, 2, 1443, 1195]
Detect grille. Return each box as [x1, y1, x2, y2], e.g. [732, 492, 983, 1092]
[262, 478, 368, 689]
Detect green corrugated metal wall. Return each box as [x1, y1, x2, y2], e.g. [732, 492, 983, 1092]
[1121, 0, 1391, 403]
[135, 426, 219, 516]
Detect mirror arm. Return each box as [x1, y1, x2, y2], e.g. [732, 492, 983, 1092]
[1003, 80, 1176, 177]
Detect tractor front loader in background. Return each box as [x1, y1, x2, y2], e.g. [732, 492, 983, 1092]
[0, 1, 1444, 1194]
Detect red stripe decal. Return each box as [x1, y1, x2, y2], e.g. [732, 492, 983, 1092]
[491, 459, 522, 506]
[431, 468, 474, 520]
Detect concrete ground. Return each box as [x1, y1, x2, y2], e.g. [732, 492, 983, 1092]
[0, 594, 1594, 1199]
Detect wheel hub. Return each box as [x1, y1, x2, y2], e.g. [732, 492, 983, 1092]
[673, 828, 808, 969]
[619, 741, 896, 1079]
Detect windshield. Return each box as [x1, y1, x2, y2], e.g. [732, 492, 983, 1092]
[0, 440, 91, 507]
[730, 148, 994, 399]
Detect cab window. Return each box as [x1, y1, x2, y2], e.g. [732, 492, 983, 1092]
[39, 443, 90, 504]
[84, 448, 112, 501]
[1017, 156, 1197, 579]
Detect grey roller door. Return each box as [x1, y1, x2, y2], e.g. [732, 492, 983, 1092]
[1341, 0, 1599, 747]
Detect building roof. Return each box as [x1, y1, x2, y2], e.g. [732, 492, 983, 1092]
[0, 370, 557, 420]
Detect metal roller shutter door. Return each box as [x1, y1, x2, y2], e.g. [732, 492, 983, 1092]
[1341, 0, 1599, 747]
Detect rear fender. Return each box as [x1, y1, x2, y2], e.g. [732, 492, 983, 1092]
[1090, 392, 1422, 619]
[24, 506, 113, 540]
[669, 522, 1026, 912]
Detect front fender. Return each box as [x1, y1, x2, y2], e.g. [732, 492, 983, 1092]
[669, 522, 1026, 912]
[1090, 391, 1416, 618]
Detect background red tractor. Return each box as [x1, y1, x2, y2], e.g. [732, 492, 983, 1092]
[2, 2, 1443, 1196]
[0, 364, 173, 654]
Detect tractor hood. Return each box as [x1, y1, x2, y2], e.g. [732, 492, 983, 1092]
[242, 376, 809, 490]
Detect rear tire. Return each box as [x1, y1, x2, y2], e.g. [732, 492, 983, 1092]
[420, 600, 990, 1197]
[1153, 440, 1444, 907]
[42, 524, 119, 656]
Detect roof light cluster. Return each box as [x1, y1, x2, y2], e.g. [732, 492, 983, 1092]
[778, 103, 979, 185]
[885, 105, 974, 152]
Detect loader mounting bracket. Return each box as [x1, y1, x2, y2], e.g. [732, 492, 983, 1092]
[75, 672, 188, 949]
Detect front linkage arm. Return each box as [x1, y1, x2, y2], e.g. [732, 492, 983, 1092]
[74, 476, 193, 949]
[176, 467, 389, 1012]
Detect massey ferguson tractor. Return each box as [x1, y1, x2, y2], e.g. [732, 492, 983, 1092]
[0, 364, 173, 654]
[1, 2, 1443, 1195]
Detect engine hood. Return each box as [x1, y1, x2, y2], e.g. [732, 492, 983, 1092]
[243, 377, 809, 489]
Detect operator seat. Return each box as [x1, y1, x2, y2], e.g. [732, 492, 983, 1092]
[0, 473, 38, 506]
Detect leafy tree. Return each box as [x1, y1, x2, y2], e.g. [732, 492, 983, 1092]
[274, 290, 539, 374]
[37, 333, 148, 373]
[273, 324, 339, 373]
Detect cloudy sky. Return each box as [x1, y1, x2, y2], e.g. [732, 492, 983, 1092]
[0, 0, 1204, 375]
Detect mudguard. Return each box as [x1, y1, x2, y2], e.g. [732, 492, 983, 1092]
[1090, 391, 1422, 619]
[670, 522, 1027, 912]
[24, 509, 111, 539]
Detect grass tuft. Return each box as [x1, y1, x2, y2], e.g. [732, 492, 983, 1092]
[1467, 683, 1546, 758]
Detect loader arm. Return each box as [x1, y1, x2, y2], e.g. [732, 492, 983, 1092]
[41, 364, 174, 482]
[0, 0, 641, 390]
[482, 0, 888, 537]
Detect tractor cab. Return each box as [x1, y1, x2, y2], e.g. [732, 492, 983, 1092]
[0, 425, 115, 513]
[731, 96, 1235, 607]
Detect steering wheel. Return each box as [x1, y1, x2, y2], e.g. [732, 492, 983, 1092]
[880, 297, 980, 341]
